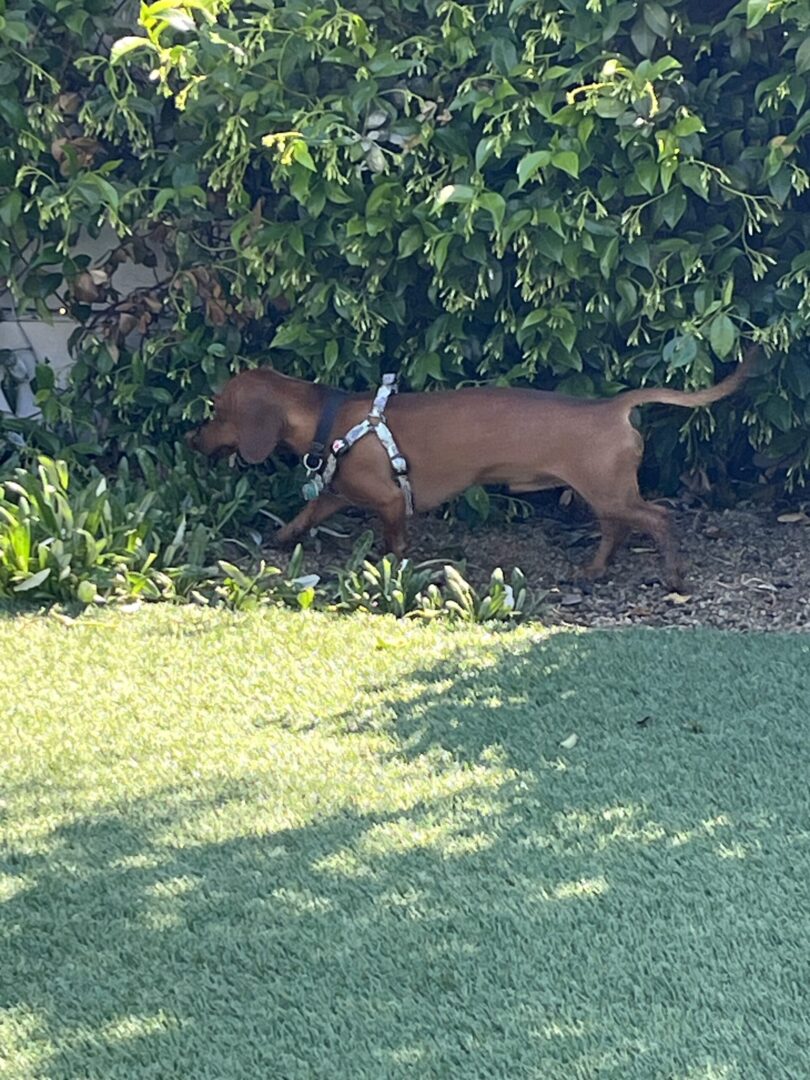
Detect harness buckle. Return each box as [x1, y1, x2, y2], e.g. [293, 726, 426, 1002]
[302, 452, 323, 473]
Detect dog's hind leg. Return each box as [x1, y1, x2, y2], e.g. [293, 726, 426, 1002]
[583, 519, 631, 580]
[587, 498, 682, 589]
[573, 440, 684, 588]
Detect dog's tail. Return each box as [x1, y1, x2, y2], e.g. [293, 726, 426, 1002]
[617, 344, 759, 411]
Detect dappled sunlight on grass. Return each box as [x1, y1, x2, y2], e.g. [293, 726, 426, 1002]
[2, 608, 810, 1076]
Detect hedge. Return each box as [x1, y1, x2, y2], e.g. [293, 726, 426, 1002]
[1, 0, 809, 501]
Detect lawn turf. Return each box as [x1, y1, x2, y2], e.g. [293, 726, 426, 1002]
[1, 604, 809, 1079]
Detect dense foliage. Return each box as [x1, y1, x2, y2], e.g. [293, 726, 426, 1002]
[1, 0, 810, 506]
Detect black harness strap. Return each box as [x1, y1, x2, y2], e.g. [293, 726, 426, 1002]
[303, 389, 348, 472]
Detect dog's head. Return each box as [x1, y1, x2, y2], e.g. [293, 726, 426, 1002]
[186, 372, 283, 464]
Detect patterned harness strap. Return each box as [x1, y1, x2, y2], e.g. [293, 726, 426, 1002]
[304, 375, 414, 516]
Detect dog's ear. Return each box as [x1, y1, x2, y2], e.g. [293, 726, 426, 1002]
[238, 398, 283, 464]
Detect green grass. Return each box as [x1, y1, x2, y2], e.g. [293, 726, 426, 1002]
[1, 605, 809, 1079]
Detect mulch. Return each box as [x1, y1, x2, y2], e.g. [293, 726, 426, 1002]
[262, 496, 810, 632]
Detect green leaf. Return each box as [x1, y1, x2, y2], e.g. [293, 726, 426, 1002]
[693, 284, 712, 316]
[785, 356, 810, 398]
[14, 568, 51, 592]
[746, 0, 770, 27]
[324, 340, 339, 369]
[464, 485, 490, 520]
[797, 38, 810, 75]
[709, 314, 736, 359]
[762, 394, 794, 432]
[502, 208, 532, 244]
[678, 162, 709, 200]
[431, 234, 452, 272]
[366, 181, 395, 217]
[551, 150, 579, 179]
[178, 185, 207, 206]
[625, 239, 651, 270]
[478, 191, 505, 231]
[77, 580, 97, 604]
[631, 17, 656, 56]
[475, 136, 497, 172]
[110, 36, 155, 63]
[0, 190, 21, 227]
[663, 334, 699, 368]
[64, 9, 89, 34]
[398, 225, 423, 259]
[517, 150, 551, 187]
[536, 207, 564, 235]
[643, 2, 670, 38]
[522, 309, 546, 330]
[291, 140, 316, 172]
[660, 186, 687, 228]
[768, 167, 791, 205]
[153, 187, 176, 214]
[490, 37, 518, 76]
[1, 20, 29, 45]
[288, 225, 305, 256]
[616, 277, 638, 312]
[599, 235, 619, 279]
[673, 114, 706, 138]
[594, 97, 626, 118]
[436, 184, 475, 207]
[555, 320, 577, 352]
[161, 9, 196, 32]
[367, 55, 412, 76]
[635, 158, 658, 195]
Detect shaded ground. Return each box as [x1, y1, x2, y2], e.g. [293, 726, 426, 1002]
[263, 497, 810, 632]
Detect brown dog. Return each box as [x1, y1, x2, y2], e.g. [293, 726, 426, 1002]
[188, 352, 756, 589]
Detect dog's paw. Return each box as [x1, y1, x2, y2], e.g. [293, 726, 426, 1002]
[275, 525, 298, 547]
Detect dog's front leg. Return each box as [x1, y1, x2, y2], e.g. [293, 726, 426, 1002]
[276, 493, 346, 546]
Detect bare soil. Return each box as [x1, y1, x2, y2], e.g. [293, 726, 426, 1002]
[263, 496, 810, 632]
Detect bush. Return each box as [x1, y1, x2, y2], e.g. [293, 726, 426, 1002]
[1, 0, 809, 498]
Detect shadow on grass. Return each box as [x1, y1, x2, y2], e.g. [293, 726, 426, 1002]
[2, 629, 810, 1078]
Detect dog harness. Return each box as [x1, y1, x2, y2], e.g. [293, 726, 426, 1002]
[302, 374, 414, 516]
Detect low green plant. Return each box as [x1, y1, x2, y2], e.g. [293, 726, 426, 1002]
[0, 456, 167, 603]
[334, 552, 443, 619]
[441, 565, 535, 624]
[333, 535, 538, 623]
[216, 545, 318, 612]
[455, 486, 534, 526]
